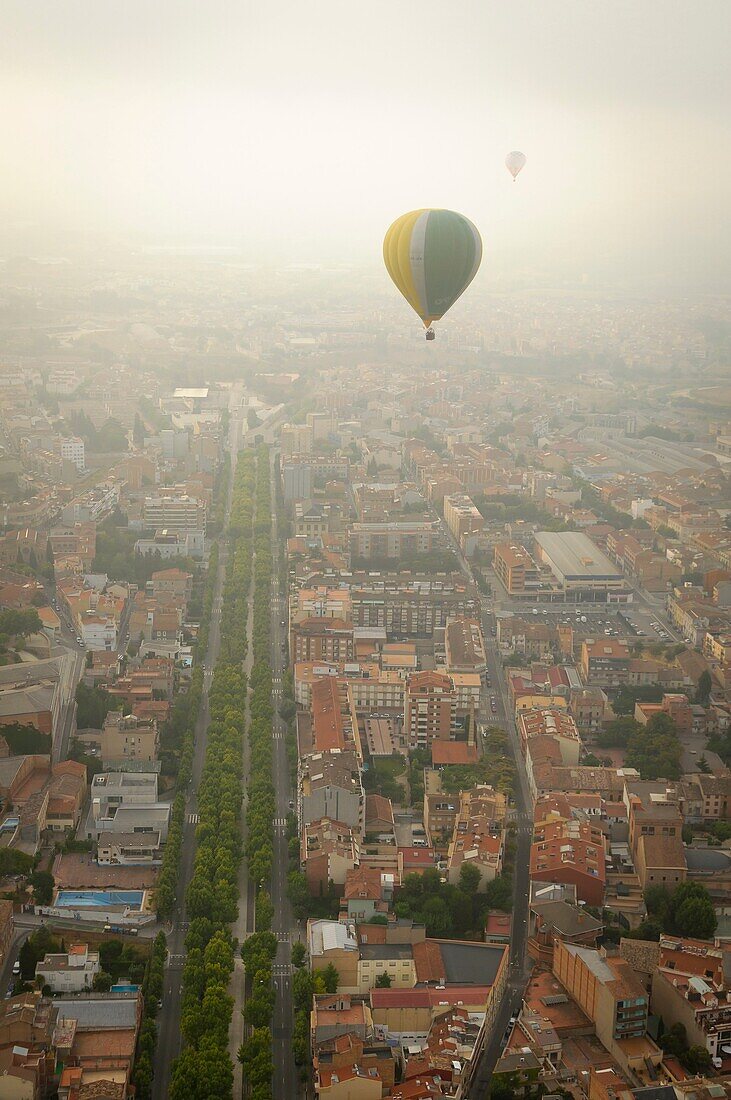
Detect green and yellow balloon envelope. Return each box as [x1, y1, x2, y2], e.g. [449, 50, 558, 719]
[383, 208, 482, 333]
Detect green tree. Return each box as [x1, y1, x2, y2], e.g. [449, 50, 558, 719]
[685, 1045, 713, 1073]
[93, 972, 114, 992]
[660, 1021, 687, 1058]
[674, 896, 717, 939]
[458, 862, 482, 895]
[290, 942, 306, 968]
[29, 871, 54, 905]
[375, 972, 392, 988]
[0, 608, 42, 639]
[695, 669, 712, 705]
[322, 963, 339, 994]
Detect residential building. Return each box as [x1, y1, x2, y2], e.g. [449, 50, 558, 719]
[553, 941, 662, 1080]
[530, 819, 607, 906]
[518, 708, 581, 766]
[303, 818, 360, 894]
[291, 618, 355, 663]
[97, 831, 162, 866]
[99, 713, 159, 765]
[493, 543, 540, 596]
[36, 945, 100, 993]
[651, 936, 731, 1064]
[404, 671, 457, 752]
[580, 639, 630, 687]
[527, 898, 603, 966]
[299, 750, 365, 838]
[349, 575, 479, 638]
[443, 494, 484, 545]
[142, 494, 207, 533]
[149, 567, 193, 603]
[60, 437, 85, 472]
[349, 522, 436, 561]
[444, 616, 487, 676]
[79, 613, 118, 651]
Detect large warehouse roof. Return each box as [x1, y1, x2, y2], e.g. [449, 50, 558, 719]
[535, 532, 623, 581]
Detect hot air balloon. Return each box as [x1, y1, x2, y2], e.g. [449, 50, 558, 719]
[505, 151, 527, 181]
[383, 209, 482, 340]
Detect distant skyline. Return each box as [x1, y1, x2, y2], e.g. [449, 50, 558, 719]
[1, 1, 729, 288]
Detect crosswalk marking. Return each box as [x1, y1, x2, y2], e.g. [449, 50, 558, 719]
[187, 813, 200, 824]
[273, 962, 292, 975]
[274, 817, 287, 829]
[168, 954, 185, 967]
[275, 932, 289, 942]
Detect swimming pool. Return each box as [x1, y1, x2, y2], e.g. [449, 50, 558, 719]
[55, 890, 144, 909]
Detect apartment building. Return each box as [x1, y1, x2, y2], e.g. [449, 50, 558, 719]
[348, 522, 436, 561]
[142, 493, 206, 533]
[302, 817, 360, 893]
[99, 712, 159, 764]
[299, 750, 365, 838]
[443, 494, 484, 544]
[651, 936, 731, 1063]
[580, 639, 630, 686]
[518, 708, 581, 766]
[493, 543, 540, 596]
[404, 671, 457, 751]
[553, 941, 662, 1080]
[291, 618, 355, 663]
[444, 616, 487, 676]
[60, 437, 85, 472]
[530, 819, 607, 906]
[349, 575, 479, 638]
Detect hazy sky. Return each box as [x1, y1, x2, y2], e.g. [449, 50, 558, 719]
[2, 0, 730, 285]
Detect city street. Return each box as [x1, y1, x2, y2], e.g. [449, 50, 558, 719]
[152, 403, 241, 1100]
[269, 452, 299, 1100]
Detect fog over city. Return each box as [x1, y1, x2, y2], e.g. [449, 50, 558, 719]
[1, 4, 731, 1100]
[2, 0, 730, 286]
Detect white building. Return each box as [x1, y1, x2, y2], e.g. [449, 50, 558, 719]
[60, 437, 86, 472]
[86, 802, 170, 842]
[134, 529, 205, 560]
[36, 944, 100, 992]
[80, 614, 118, 651]
[97, 830, 162, 866]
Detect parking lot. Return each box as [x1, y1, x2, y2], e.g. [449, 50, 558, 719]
[490, 603, 681, 645]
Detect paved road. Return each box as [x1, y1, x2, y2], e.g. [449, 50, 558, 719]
[269, 453, 299, 1100]
[432, 511, 533, 1096]
[152, 406, 241, 1100]
[469, 628, 533, 1098]
[54, 646, 85, 764]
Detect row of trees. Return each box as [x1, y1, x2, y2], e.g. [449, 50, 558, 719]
[239, 449, 277, 1100]
[219, 450, 256, 663]
[169, 450, 260, 1099]
[155, 669, 203, 918]
[130, 931, 167, 1098]
[157, 451, 240, 918]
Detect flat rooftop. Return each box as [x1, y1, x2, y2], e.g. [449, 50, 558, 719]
[535, 531, 623, 581]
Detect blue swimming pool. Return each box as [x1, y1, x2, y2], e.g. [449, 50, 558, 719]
[55, 890, 144, 909]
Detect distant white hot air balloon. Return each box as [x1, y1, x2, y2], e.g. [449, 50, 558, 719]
[505, 151, 527, 181]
